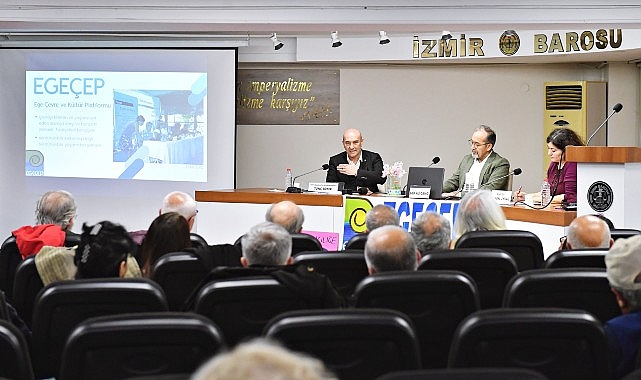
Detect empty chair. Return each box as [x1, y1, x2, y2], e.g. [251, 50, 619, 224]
[30, 278, 168, 379]
[455, 230, 544, 271]
[0, 319, 35, 380]
[355, 270, 479, 369]
[151, 250, 208, 311]
[448, 308, 610, 380]
[264, 308, 421, 380]
[419, 248, 518, 309]
[59, 312, 226, 380]
[377, 368, 550, 380]
[503, 268, 620, 323]
[11, 255, 43, 328]
[543, 249, 608, 269]
[293, 251, 368, 300]
[611, 229, 641, 241]
[194, 277, 322, 346]
[291, 233, 323, 255]
[345, 233, 368, 250]
[190, 232, 208, 249]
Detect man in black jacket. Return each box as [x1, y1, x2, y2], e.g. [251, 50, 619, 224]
[326, 128, 385, 193]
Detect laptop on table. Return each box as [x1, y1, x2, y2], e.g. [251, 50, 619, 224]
[405, 167, 445, 199]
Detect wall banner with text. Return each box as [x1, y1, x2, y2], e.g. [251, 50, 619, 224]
[237, 69, 339, 125]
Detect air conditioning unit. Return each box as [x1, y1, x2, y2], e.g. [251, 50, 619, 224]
[543, 81, 606, 173]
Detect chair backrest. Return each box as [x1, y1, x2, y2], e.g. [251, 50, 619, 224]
[193, 277, 316, 346]
[502, 268, 620, 323]
[0, 290, 9, 321]
[377, 368, 550, 380]
[543, 249, 608, 269]
[448, 308, 610, 380]
[610, 228, 641, 241]
[11, 255, 44, 328]
[345, 233, 368, 250]
[31, 278, 168, 379]
[151, 251, 208, 311]
[0, 319, 35, 380]
[264, 308, 421, 380]
[354, 270, 480, 369]
[293, 251, 368, 300]
[59, 312, 226, 380]
[190, 232, 208, 249]
[455, 230, 544, 271]
[0, 236, 22, 302]
[418, 248, 518, 309]
[291, 233, 323, 255]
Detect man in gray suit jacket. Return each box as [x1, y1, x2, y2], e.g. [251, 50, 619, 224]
[327, 128, 386, 193]
[442, 125, 510, 195]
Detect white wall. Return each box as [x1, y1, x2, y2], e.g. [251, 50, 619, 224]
[237, 63, 638, 196]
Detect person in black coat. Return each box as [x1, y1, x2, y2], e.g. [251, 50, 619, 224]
[326, 128, 385, 193]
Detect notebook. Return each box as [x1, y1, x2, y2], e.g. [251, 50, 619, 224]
[406, 167, 445, 199]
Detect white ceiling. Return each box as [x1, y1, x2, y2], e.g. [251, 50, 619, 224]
[1, 1, 641, 64]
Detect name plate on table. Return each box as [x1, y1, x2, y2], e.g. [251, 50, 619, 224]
[408, 186, 431, 199]
[492, 190, 513, 205]
[308, 182, 340, 193]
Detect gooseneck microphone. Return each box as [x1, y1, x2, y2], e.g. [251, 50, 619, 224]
[586, 103, 623, 146]
[427, 156, 440, 167]
[286, 164, 330, 193]
[481, 168, 522, 187]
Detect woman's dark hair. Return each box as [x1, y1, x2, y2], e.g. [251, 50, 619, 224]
[140, 212, 191, 276]
[546, 127, 585, 151]
[75, 221, 135, 279]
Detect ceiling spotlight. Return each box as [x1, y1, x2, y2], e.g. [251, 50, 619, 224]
[379, 31, 390, 45]
[441, 31, 453, 41]
[270, 33, 284, 50]
[330, 31, 342, 48]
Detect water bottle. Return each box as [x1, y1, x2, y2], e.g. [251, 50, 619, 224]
[285, 168, 293, 189]
[541, 179, 551, 206]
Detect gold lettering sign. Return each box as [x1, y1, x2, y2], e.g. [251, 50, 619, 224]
[237, 69, 339, 125]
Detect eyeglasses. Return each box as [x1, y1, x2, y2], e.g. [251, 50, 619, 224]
[468, 139, 489, 148]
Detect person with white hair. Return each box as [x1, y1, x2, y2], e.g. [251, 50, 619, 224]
[191, 338, 336, 380]
[265, 200, 304, 233]
[604, 235, 641, 379]
[364, 225, 420, 274]
[453, 189, 506, 244]
[410, 211, 452, 255]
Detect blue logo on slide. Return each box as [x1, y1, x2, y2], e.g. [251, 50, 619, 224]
[25, 150, 44, 176]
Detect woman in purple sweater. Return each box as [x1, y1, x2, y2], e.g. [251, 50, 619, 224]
[516, 127, 584, 205]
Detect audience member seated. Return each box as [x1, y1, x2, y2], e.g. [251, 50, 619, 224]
[140, 212, 191, 277]
[183, 222, 344, 310]
[129, 190, 197, 245]
[12, 190, 77, 259]
[453, 189, 506, 245]
[604, 235, 641, 380]
[410, 211, 451, 256]
[192, 338, 336, 380]
[74, 221, 142, 279]
[265, 200, 304, 233]
[364, 225, 420, 274]
[366, 204, 400, 232]
[35, 221, 142, 284]
[561, 214, 614, 250]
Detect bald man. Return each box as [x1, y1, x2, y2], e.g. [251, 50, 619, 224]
[160, 191, 198, 230]
[564, 214, 614, 250]
[265, 200, 304, 234]
[364, 225, 421, 274]
[326, 128, 386, 193]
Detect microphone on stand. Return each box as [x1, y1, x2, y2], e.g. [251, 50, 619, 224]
[481, 168, 522, 187]
[586, 103, 623, 146]
[427, 156, 440, 167]
[286, 164, 330, 193]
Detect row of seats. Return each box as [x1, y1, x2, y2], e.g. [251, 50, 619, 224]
[3, 262, 624, 379]
[0, 294, 615, 380]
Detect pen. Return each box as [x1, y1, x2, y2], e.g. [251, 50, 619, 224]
[517, 185, 522, 194]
